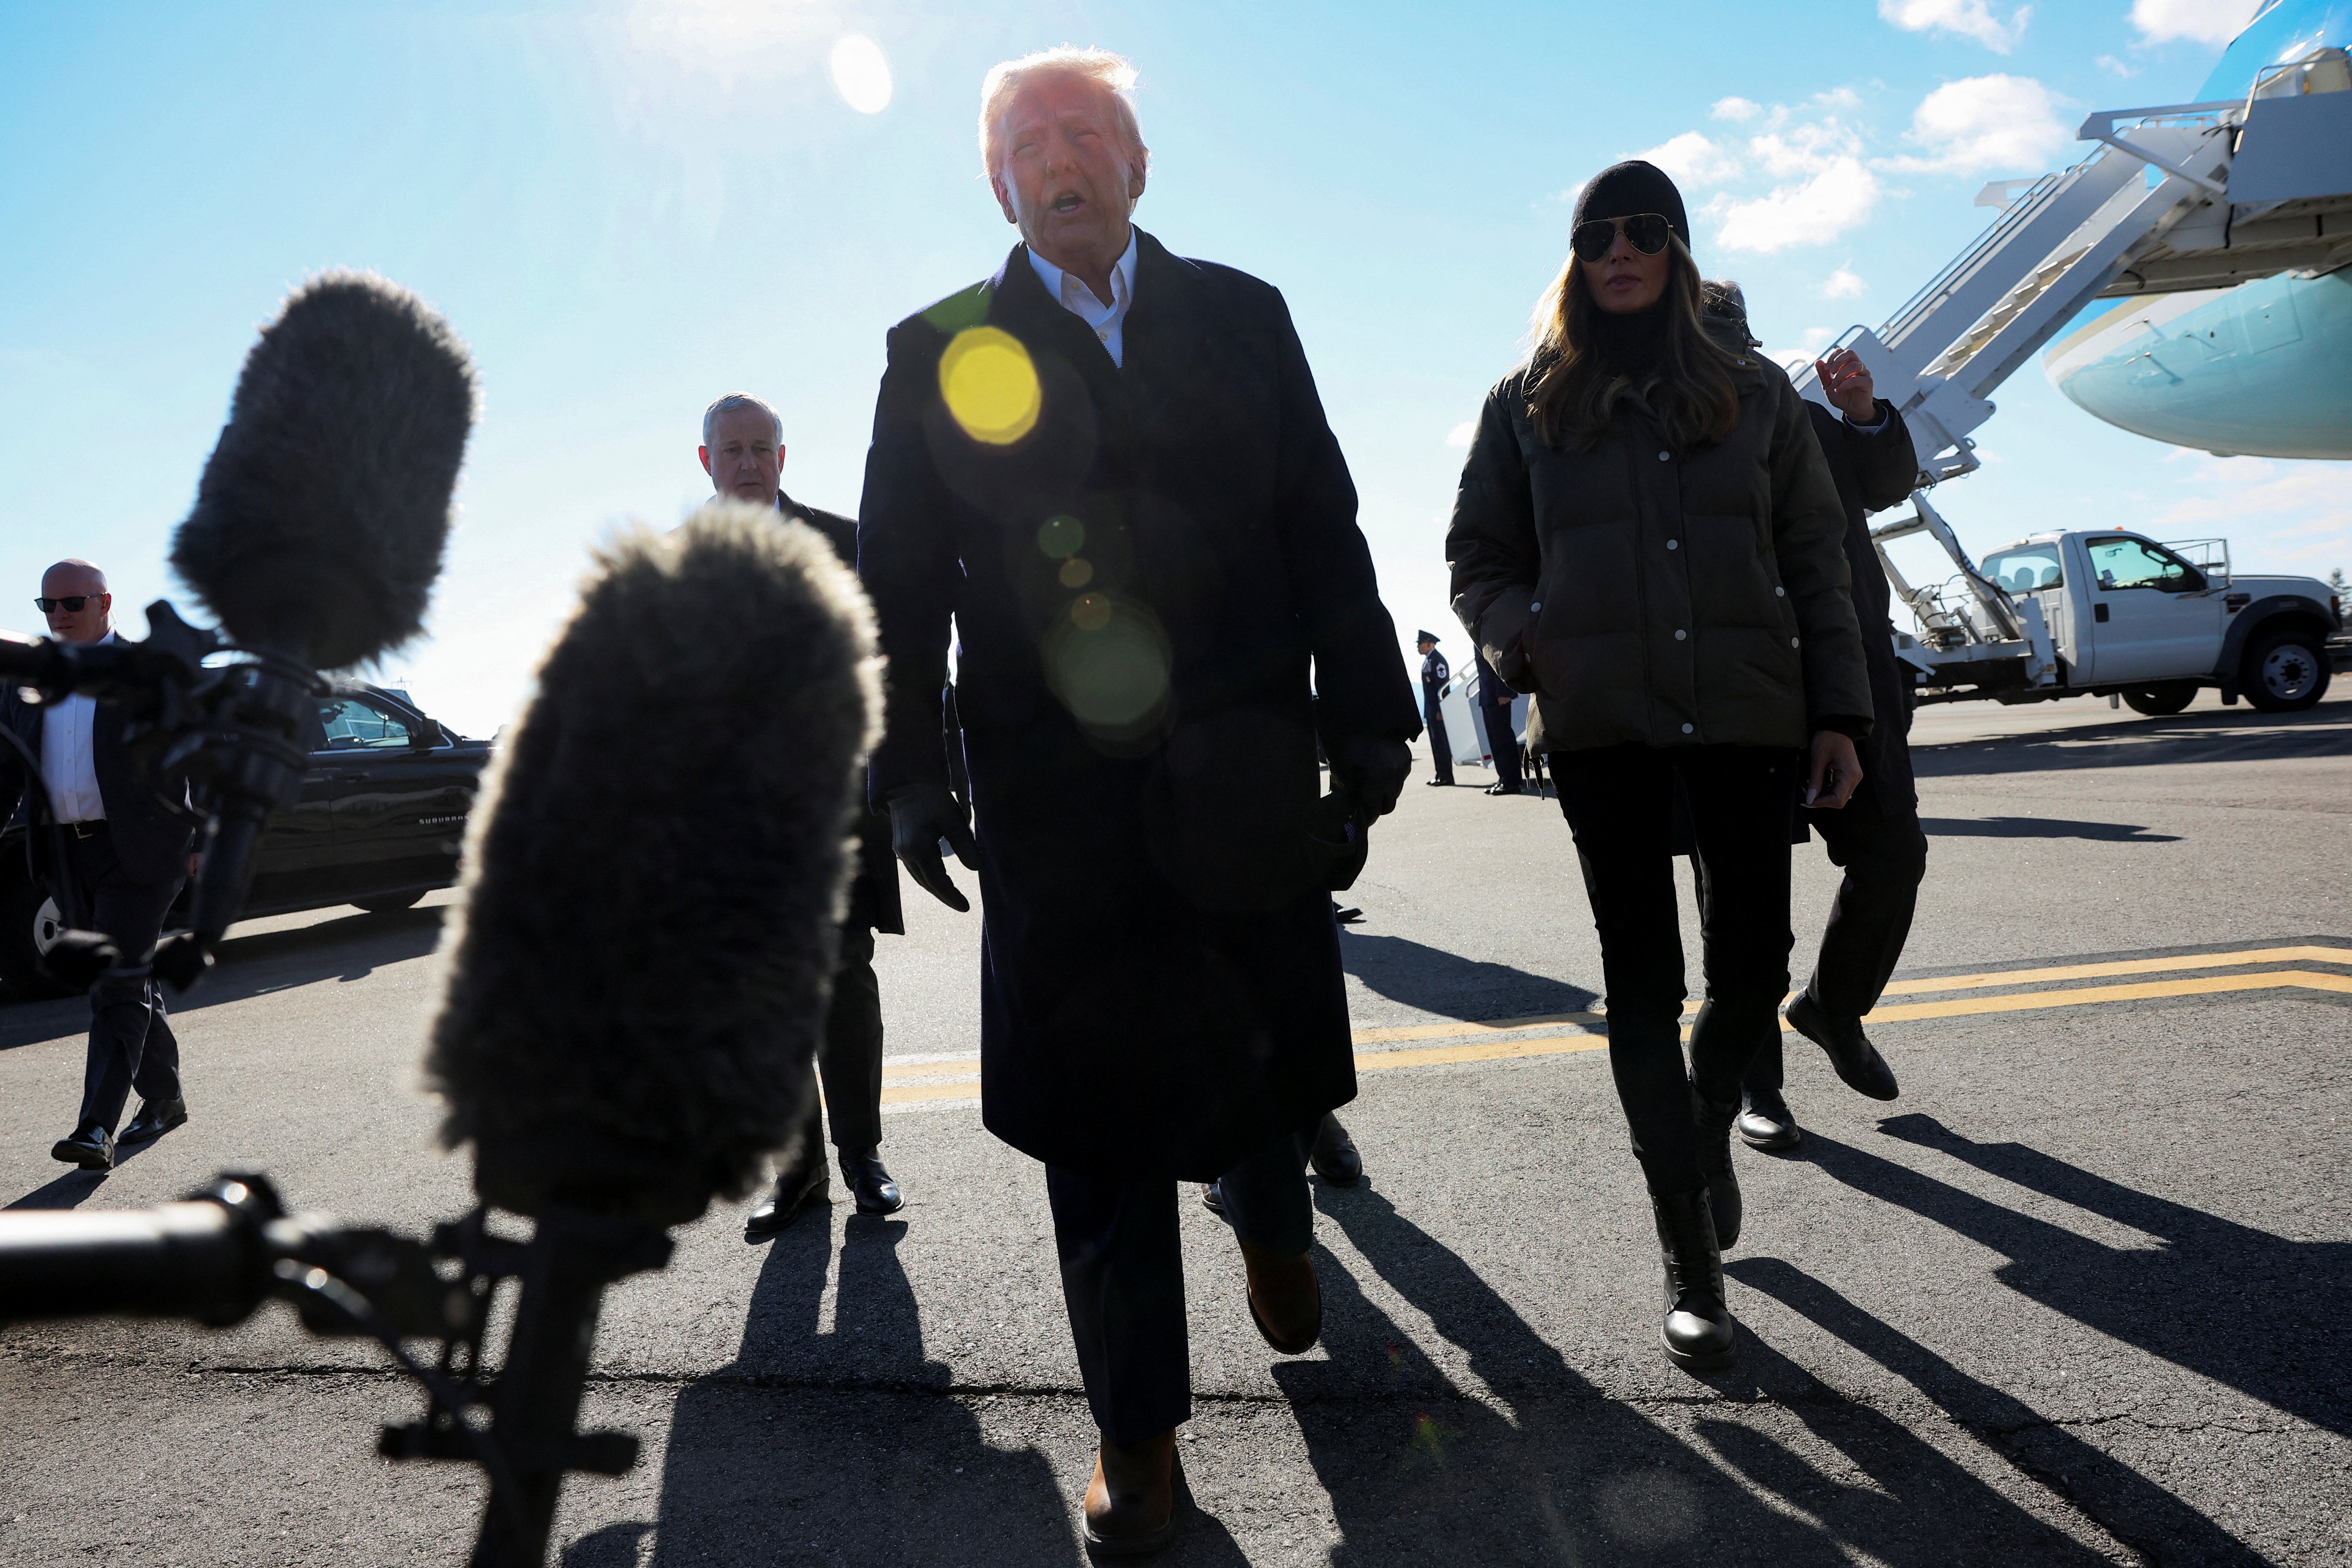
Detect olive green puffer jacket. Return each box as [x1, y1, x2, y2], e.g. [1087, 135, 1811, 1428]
[1445, 346, 1871, 753]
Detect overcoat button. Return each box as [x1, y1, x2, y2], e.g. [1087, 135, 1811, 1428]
[1681, 723, 1694, 733]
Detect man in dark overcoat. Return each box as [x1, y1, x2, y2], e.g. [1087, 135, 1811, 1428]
[697, 393, 910, 1225]
[1736, 339, 1927, 1147]
[856, 46, 1417, 1551]
[1, 560, 198, 1171]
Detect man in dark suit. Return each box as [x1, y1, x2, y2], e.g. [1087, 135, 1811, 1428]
[1, 561, 198, 1171]
[1416, 632, 1454, 786]
[697, 394, 909, 1225]
[1471, 646, 1523, 796]
[1737, 343, 1926, 1148]
[857, 47, 1417, 1551]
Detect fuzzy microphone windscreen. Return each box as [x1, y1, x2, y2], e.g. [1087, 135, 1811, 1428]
[170, 271, 475, 671]
[423, 504, 882, 1227]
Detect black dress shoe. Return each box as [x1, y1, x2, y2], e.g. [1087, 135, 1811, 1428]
[1737, 1087, 1803, 1151]
[1424, 777, 1450, 787]
[1691, 1090, 1742, 1249]
[838, 1147, 903, 1214]
[744, 1160, 828, 1236]
[1651, 1189, 1735, 1372]
[122, 1097, 188, 1143]
[51, 1122, 114, 1172]
[1786, 993, 1900, 1102]
[1483, 781, 1523, 796]
[1332, 904, 1364, 925]
[1309, 1113, 1362, 1185]
[1199, 1180, 1225, 1217]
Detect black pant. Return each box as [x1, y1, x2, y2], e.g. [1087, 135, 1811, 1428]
[789, 923, 884, 1163]
[1424, 705, 1454, 785]
[1746, 779, 1929, 1096]
[1554, 746, 1796, 1195]
[1472, 653, 1522, 792]
[1045, 1123, 1316, 1443]
[58, 830, 184, 1133]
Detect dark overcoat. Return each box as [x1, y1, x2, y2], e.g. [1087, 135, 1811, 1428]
[857, 230, 1419, 1180]
[780, 490, 904, 936]
[2, 675, 196, 895]
[1802, 400, 1922, 814]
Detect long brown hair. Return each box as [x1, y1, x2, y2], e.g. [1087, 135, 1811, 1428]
[1524, 238, 1744, 454]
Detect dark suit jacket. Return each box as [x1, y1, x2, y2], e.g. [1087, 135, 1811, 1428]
[857, 230, 1419, 1178]
[2, 669, 196, 889]
[779, 490, 904, 938]
[1804, 399, 1920, 812]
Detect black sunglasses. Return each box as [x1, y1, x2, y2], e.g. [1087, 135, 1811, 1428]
[1571, 212, 1675, 263]
[34, 595, 103, 613]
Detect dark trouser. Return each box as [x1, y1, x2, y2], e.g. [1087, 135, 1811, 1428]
[1746, 781, 1929, 1097]
[59, 831, 185, 1133]
[1553, 746, 1797, 1196]
[1425, 707, 1454, 785]
[1045, 1124, 1316, 1444]
[1473, 668, 1522, 791]
[790, 922, 883, 1162]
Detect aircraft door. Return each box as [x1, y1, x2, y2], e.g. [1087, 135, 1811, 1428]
[2078, 535, 2225, 684]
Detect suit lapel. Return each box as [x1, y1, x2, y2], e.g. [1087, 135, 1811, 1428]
[1120, 230, 1204, 432]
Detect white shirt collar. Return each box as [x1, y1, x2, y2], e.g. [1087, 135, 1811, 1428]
[1025, 230, 1140, 365]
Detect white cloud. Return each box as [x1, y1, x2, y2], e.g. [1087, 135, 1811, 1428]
[1712, 96, 1762, 122]
[2095, 53, 2140, 78]
[1713, 159, 1882, 253]
[1445, 421, 1477, 449]
[1633, 131, 1742, 187]
[2129, 0, 2263, 46]
[2141, 457, 2352, 573]
[1823, 267, 1868, 298]
[1889, 74, 2071, 174]
[624, 0, 848, 85]
[1878, 0, 2033, 52]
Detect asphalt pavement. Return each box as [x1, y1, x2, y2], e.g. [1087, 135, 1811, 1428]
[1, 687, 2347, 1566]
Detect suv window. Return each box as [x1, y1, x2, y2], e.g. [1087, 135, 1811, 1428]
[318, 697, 413, 750]
[1982, 546, 2063, 593]
[2086, 536, 2203, 594]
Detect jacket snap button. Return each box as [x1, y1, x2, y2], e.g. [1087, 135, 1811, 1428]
[1666, 539, 1679, 550]
[1774, 586, 1784, 596]
[1674, 629, 1686, 641]
[1529, 601, 1542, 612]
[1681, 723, 1694, 734]
[1790, 637, 1800, 647]
[1657, 451, 1670, 461]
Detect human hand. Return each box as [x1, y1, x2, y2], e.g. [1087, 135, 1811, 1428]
[1330, 733, 1413, 820]
[186, 852, 203, 878]
[1804, 730, 1864, 810]
[1814, 348, 1877, 424]
[887, 781, 979, 912]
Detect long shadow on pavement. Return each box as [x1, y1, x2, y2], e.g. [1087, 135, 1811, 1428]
[1802, 1116, 2351, 1442]
[638, 1209, 1090, 1567]
[1919, 816, 2181, 843]
[1290, 1182, 2103, 1563]
[1339, 933, 1597, 1024]
[1729, 1255, 2250, 1564]
[1910, 700, 2350, 779]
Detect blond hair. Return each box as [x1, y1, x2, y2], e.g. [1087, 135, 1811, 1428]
[978, 46, 1147, 177]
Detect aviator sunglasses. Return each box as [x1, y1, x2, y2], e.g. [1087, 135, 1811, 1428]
[34, 595, 104, 613]
[1570, 212, 1675, 263]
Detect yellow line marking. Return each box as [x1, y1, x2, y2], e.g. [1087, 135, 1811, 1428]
[875, 966, 2352, 1106]
[1350, 1011, 1606, 1045]
[1874, 945, 2351, 1000]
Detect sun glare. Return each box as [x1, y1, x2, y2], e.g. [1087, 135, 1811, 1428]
[939, 327, 1041, 445]
[829, 34, 893, 114]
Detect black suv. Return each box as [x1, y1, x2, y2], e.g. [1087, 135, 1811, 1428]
[0, 683, 490, 996]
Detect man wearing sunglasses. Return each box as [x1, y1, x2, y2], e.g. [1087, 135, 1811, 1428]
[1, 561, 198, 1172]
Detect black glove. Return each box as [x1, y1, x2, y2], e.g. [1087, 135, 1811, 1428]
[1328, 733, 1413, 820]
[887, 780, 980, 913]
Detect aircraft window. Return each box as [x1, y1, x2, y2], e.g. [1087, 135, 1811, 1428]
[1982, 548, 2062, 592]
[316, 697, 414, 750]
[2085, 536, 2203, 594]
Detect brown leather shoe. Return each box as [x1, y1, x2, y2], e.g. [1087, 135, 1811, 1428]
[1239, 1238, 1321, 1354]
[1082, 1430, 1183, 1556]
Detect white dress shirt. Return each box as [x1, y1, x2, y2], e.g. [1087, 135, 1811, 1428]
[41, 630, 113, 823]
[1026, 229, 1140, 367]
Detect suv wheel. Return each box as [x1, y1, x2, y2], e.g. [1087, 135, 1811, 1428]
[2122, 682, 2198, 716]
[0, 876, 73, 998]
[2241, 627, 2331, 712]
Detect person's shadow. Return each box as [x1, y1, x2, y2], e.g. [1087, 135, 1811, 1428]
[1339, 933, 1597, 1024]
[626, 1208, 1080, 1567]
[1288, 1182, 2110, 1562]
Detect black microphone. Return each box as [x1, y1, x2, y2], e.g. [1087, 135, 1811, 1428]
[154, 272, 476, 983]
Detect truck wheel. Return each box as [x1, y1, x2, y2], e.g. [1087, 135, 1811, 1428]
[0, 876, 74, 998]
[2121, 682, 2197, 716]
[2240, 627, 2331, 712]
[353, 889, 426, 915]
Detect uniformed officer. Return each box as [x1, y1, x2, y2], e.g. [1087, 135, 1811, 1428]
[1417, 631, 1454, 788]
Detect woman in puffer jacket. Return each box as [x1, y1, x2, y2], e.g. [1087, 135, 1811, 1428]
[1445, 160, 1873, 1372]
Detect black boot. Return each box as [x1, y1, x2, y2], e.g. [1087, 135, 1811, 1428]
[1691, 1089, 1742, 1249]
[1787, 993, 1899, 1101]
[1650, 1189, 1735, 1371]
[1737, 1086, 1803, 1151]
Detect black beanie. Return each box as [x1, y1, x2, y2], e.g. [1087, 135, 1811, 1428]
[1573, 160, 1691, 249]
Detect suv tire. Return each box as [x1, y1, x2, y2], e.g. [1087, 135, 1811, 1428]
[2240, 626, 2331, 712]
[0, 875, 74, 998]
[2122, 682, 2198, 716]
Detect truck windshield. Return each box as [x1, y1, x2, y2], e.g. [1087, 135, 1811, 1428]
[1982, 546, 2063, 593]
[2085, 536, 2203, 594]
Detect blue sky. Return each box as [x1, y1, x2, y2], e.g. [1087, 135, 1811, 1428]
[2, 0, 2332, 734]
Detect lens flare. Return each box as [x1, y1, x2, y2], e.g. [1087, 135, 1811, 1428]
[939, 327, 1042, 445]
[829, 35, 893, 114]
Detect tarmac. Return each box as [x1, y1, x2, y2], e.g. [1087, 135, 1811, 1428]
[1, 688, 2346, 1566]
